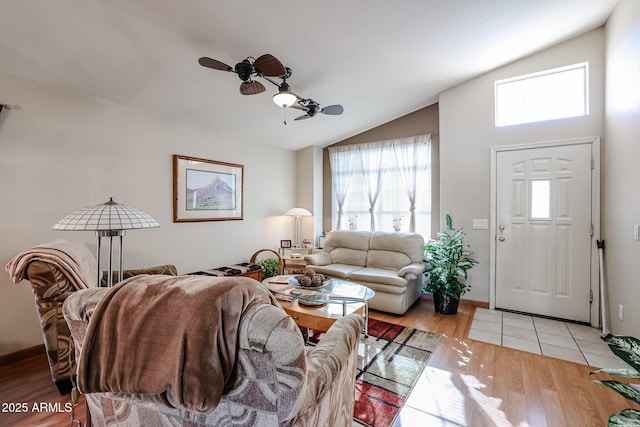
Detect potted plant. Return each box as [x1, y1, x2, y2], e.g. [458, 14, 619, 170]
[254, 258, 280, 278]
[424, 215, 478, 314]
[590, 334, 640, 425]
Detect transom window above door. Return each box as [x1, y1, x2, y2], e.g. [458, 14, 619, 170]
[495, 62, 589, 127]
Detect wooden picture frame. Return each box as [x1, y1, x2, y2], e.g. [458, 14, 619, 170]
[173, 154, 244, 222]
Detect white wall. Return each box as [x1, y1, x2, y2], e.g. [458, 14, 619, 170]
[0, 73, 296, 355]
[604, 0, 640, 336]
[296, 146, 323, 247]
[439, 29, 605, 302]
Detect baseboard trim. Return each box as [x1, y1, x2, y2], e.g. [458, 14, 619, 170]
[0, 344, 45, 366]
[420, 293, 489, 309]
[460, 298, 490, 309]
[495, 307, 590, 326]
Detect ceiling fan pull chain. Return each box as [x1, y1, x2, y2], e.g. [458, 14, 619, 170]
[283, 108, 287, 125]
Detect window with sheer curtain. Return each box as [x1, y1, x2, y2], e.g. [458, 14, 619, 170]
[328, 134, 432, 239]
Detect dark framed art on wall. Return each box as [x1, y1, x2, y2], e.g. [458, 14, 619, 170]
[173, 154, 244, 222]
[280, 240, 292, 248]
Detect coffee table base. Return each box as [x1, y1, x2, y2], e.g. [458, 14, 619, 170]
[278, 300, 369, 337]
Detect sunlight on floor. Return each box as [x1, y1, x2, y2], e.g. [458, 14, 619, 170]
[387, 335, 540, 427]
[405, 366, 467, 425]
[393, 365, 528, 427]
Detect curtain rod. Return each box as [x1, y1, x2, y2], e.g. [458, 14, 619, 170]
[325, 132, 439, 150]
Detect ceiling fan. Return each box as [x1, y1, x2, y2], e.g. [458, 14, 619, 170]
[290, 99, 344, 121]
[198, 53, 343, 120]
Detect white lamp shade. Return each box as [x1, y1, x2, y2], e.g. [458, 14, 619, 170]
[284, 207, 312, 218]
[53, 198, 159, 231]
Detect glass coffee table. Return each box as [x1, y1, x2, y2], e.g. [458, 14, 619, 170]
[262, 275, 375, 336]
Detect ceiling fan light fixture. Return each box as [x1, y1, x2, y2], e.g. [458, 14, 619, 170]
[272, 82, 297, 108]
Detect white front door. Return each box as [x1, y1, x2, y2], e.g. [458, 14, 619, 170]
[494, 142, 593, 322]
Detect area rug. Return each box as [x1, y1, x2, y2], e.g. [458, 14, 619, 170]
[308, 319, 440, 427]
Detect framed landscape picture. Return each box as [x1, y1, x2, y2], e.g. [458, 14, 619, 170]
[173, 154, 244, 222]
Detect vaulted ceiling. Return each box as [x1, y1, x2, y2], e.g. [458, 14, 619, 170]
[0, 1, 618, 150]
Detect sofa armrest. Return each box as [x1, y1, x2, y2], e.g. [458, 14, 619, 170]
[398, 262, 426, 279]
[25, 262, 86, 377]
[289, 314, 364, 427]
[63, 288, 111, 355]
[26, 261, 92, 302]
[100, 264, 178, 287]
[304, 252, 332, 266]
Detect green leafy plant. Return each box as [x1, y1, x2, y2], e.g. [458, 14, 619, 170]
[423, 215, 478, 298]
[591, 335, 640, 426]
[254, 258, 279, 278]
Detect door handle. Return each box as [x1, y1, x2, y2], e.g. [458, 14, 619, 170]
[498, 224, 505, 242]
[498, 236, 505, 242]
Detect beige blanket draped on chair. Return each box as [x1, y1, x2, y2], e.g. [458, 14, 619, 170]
[5, 239, 97, 288]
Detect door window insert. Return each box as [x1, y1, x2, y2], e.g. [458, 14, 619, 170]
[530, 179, 552, 220]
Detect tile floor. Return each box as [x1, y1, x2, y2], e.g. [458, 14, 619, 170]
[468, 307, 628, 368]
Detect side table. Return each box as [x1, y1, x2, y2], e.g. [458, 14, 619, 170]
[282, 254, 307, 274]
[190, 263, 262, 281]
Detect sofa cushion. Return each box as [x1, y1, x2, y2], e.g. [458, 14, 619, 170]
[366, 250, 412, 270]
[323, 230, 371, 252]
[369, 232, 424, 263]
[304, 252, 332, 266]
[354, 281, 408, 295]
[328, 248, 367, 266]
[347, 267, 407, 288]
[308, 264, 363, 279]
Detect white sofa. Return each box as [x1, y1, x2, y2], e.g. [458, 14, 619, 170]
[304, 230, 425, 315]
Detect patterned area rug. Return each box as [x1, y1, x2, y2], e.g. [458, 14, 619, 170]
[308, 319, 440, 427]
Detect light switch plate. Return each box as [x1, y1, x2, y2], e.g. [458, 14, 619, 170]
[472, 219, 488, 230]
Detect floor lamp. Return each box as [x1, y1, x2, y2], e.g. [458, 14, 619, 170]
[284, 207, 312, 249]
[53, 197, 159, 287]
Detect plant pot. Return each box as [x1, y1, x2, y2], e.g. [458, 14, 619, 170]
[433, 291, 460, 315]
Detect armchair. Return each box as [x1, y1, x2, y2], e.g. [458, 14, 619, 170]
[62, 275, 364, 426]
[5, 239, 176, 394]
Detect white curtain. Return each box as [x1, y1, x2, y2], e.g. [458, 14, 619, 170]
[328, 145, 359, 230]
[393, 135, 431, 232]
[360, 141, 391, 231]
[329, 134, 432, 237]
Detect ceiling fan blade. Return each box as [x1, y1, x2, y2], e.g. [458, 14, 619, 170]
[321, 105, 344, 115]
[254, 54, 286, 77]
[198, 57, 233, 72]
[295, 114, 311, 121]
[289, 105, 307, 111]
[239, 80, 266, 95]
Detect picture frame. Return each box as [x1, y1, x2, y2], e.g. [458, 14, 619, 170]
[280, 239, 292, 249]
[173, 154, 244, 222]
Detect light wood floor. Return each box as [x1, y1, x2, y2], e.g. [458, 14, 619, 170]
[371, 296, 640, 427]
[1, 295, 637, 426]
